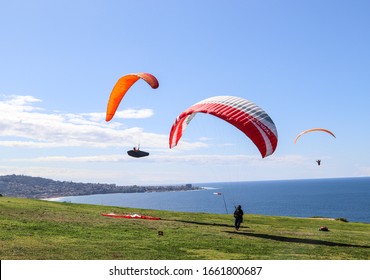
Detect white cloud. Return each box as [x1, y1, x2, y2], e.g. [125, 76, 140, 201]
[78, 109, 154, 122]
[1, 95, 42, 109]
[8, 152, 307, 167]
[9, 154, 126, 163]
[355, 166, 370, 177]
[113, 109, 154, 119]
[0, 95, 163, 149]
[0, 164, 120, 184]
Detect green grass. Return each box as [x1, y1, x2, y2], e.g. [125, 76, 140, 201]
[1, 197, 369, 260]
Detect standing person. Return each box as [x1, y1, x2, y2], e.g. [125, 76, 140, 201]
[233, 205, 244, 230]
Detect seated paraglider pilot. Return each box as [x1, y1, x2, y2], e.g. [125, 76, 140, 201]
[316, 160, 321, 166]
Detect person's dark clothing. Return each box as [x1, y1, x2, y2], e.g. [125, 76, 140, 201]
[233, 205, 244, 230]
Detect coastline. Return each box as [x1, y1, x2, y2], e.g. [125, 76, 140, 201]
[45, 177, 370, 224]
[0, 174, 203, 199]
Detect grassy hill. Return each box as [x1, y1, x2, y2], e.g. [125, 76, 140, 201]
[1, 196, 369, 260]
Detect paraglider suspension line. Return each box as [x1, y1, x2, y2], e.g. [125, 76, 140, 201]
[222, 195, 228, 214]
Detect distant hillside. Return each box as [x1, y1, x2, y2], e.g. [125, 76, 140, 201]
[0, 174, 201, 199]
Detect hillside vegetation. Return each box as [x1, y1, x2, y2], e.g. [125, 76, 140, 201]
[0, 174, 200, 198]
[1, 197, 369, 260]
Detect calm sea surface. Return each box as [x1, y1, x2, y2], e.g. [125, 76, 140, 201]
[51, 177, 370, 223]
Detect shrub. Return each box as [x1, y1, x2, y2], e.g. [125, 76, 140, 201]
[335, 217, 348, 222]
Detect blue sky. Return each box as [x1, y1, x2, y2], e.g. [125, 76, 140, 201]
[1, 0, 370, 185]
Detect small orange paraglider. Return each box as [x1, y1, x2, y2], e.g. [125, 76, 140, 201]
[294, 128, 336, 144]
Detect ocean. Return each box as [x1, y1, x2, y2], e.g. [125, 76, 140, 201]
[51, 177, 370, 223]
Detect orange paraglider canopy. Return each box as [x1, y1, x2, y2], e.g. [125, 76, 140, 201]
[294, 128, 336, 144]
[106, 73, 159, 121]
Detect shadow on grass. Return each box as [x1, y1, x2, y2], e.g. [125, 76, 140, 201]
[169, 219, 369, 249]
[226, 231, 370, 248]
[169, 219, 249, 229]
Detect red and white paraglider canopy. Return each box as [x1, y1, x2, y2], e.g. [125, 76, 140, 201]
[169, 96, 278, 158]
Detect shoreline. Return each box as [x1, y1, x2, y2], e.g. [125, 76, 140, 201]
[42, 187, 206, 201]
[0, 175, 204, 199]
